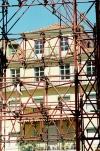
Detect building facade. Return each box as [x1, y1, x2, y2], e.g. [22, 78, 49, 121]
[2, 24, 97, 151]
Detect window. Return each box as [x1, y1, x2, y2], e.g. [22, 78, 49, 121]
[86, 93, 97, 111]
[87, 128, 99, 144]
[10, 69, 20, 82]
[9, 98, 20, 111]
[66, 123, 71, 133]
[9, 44, 18, 56]
[35, 40, 42, 54]
[48, 125, 57, 139]
[60, 64, 70, 80]
[87, 61, 95, 75]
[61, 37, 68, 51]
[34, 67, 44, 81]
[9, 137, 16, 147]
[11, 49, 15, 56]
[34, 129, 38, 136]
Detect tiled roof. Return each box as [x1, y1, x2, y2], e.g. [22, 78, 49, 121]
[23, 23, 69, 34]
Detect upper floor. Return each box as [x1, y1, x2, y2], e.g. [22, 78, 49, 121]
[3, 24, 95, 91]
[6, 24, 94, 64]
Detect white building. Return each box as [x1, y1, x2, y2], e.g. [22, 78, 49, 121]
[2, 23, 98, 151]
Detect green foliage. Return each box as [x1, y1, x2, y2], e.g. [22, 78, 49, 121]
[30, 142, 36, 147]
[17, 138, 37, 151]
[62, 141, 65, 146]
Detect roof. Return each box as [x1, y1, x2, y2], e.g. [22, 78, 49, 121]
[20, 23, 72, 38]
[24, 23, 69, 34]
[20, 23, 93, 44]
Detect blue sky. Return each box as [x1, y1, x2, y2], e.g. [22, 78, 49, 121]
[0, 0, 96, 38]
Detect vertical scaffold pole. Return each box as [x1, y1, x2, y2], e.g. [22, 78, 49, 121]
[73, 0, 80, 151]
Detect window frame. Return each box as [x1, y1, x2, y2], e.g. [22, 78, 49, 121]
[66, 123, 71, 133]
[34, 67, 44, 81]
[34, 127, 38, 136]
[10, 68, 20, 82]
[87, 127, 99, 144]
[34, 40, 42, 54]
[87, 61, 95, 75]
[60, 36, 69, 51]
[86, 93, 97, 111]
[8, 44, 18, 57]
[60, 64, 70, 80]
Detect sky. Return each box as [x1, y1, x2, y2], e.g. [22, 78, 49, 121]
[0, 0, 96, 39]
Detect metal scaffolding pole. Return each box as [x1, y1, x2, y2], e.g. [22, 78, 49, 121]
[0, 0, 98, 151]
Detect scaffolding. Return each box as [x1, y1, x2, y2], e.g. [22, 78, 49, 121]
[0, 0, 99, 151]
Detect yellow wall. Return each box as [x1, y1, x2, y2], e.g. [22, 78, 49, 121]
[63, 120, 75, 138]
[23, 122, 40, 138]
[24, 107, 33, 114]
[23, 120, 75, 139]
[25, 123, 33, 137]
